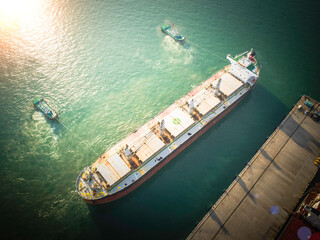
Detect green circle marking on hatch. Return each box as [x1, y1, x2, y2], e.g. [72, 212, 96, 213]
[173, 118, 181, 125]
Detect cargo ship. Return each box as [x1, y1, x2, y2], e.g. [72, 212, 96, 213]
[76, 49, 260, 204]
[33, 97, 58, 120]
[161, 24, 185, 41]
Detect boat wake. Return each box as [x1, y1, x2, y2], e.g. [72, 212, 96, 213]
[161, 35, 194, 65]
[32, 111, 47, 121]
[31, 110, 63, 137]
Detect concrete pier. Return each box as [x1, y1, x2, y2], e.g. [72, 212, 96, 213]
[187, 96, 320, 240]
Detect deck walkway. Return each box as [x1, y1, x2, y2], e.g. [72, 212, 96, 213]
[187, 95, 320, 240]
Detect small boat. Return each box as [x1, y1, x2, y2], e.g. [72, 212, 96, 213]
[161, 24, 185, 41]
[33, 97, 58, 120]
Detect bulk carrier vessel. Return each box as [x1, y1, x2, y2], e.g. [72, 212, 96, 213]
[76, 49, 260, 204]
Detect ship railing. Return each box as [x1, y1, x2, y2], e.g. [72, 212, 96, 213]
[102, 67, 249, 193]
[106, 82, 251, 194]
[234, 51, 249, 61]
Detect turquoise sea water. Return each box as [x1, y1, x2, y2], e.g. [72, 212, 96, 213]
[0, 0, 319, 239]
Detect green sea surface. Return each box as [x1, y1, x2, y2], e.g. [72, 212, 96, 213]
[0, 0, 319, 239]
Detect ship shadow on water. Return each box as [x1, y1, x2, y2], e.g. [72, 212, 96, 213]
[86, 197, 139, 240]
[49, 118, 64, 136]
[180, 40, 191, 50]
[85, 85, 298, 240]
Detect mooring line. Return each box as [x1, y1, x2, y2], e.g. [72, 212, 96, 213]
[56, 118, 100, 157]
[187, 40, 229, 63]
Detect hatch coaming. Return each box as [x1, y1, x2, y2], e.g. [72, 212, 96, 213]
[104, 85, 251, 198]
[96, 153, 131, 186]
[160, 108, 195, 138]
[76, 50, 260, 201]
[77, 80, 252, 201]
[107, 84, 252, 196]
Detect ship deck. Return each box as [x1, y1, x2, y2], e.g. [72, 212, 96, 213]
[187, 95, 320, 240]
[90, 66, 231, 186]
[77, 53, 260, 202]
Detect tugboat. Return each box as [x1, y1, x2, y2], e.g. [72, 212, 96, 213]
[33, 97, 58, 120]
[161, 24, 185, 41]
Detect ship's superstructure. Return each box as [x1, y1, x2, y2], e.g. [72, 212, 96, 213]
[76, 49, 260, 204]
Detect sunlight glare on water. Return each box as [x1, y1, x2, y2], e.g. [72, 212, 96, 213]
[0, 0, 43, 26]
